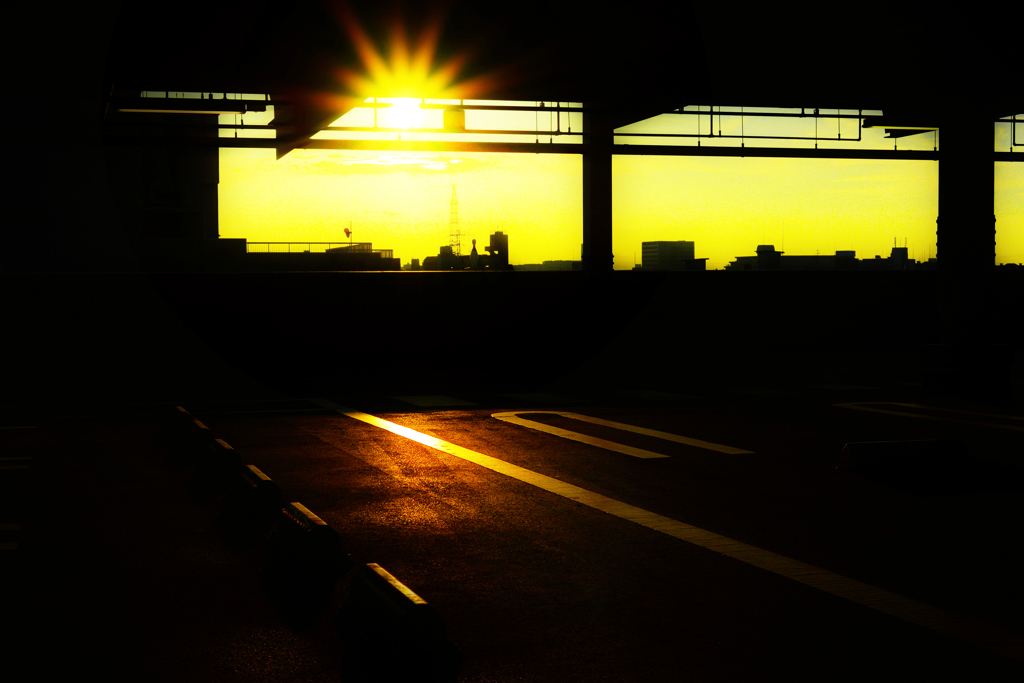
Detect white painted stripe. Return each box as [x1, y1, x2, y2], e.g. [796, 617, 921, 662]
[0, 542, 18, 550]
[493, 412, 669, 459]
[0, 524, 22, 531]
[0, 465, 31, 471]
[835, 402, 1024, 432]
[493, 411, 754, 455]
[392, 395, 477, 407]
[0, 426, 36, 430]
[311, 398, 1024, 662]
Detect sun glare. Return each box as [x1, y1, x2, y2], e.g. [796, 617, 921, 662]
[388, 98, 422, 129]
[332, 7, 496, 105]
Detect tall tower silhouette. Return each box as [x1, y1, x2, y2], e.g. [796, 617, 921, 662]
[449, 184, 461, 257]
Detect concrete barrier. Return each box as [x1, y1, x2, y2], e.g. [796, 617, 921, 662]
[215, 464, 282, 551]
[335, 563, 462, 682]
[164, 411, 216, 471]
[262, 502, 351, 629]
[837, 439, 969, 492]
[152, 405, 195, 447]
[185, 438, 242, 503]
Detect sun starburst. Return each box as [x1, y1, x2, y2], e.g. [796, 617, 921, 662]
[331, 5, 494, 102]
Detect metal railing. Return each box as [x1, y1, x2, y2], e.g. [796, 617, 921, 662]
[247, 242, 376, 254]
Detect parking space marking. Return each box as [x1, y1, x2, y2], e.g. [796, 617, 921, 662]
[835, 402, 1024, 431]
[309, 398, 1024, 662]
[493, 411, 754, 456]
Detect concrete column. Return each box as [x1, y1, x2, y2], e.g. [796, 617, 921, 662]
[937, 112, 993, 274]
[925, 111, 1009, 399]
[936, 113, 995, 346]
[582, 107, 613, 273]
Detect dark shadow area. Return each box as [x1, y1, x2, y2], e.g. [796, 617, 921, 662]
[837, 439, 1024, 495]
[4, 3, 1024, 682]
[4, 269, 1022, 406]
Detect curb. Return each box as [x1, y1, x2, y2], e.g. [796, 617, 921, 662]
[156, 408, 462, 673]
[164, 409, 216, 471]
[262, 502, 352, 630]
[215, 464, 282, 551]
[336, 563, 463, 682]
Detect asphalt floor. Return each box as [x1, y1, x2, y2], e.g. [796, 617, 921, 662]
[4, 381, 1024, 682]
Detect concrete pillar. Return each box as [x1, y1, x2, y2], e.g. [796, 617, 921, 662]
[937, 113, 993, 274]
[936, 113, 994, 346]
[582, 106, 613, 273]
[924, 112, 1008, 399]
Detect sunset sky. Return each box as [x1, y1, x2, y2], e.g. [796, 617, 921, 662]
[217, 100, 1024, 269]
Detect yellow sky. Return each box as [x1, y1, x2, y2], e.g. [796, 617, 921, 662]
[218, 104, 1024, 268]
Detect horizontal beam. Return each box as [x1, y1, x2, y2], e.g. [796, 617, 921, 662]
[671, 109, 870, 120]
[302, 139, 943, 160]
[101, 134, 1022, 161]
[111, 97, 267, 114]
[612, 145, 940, 160]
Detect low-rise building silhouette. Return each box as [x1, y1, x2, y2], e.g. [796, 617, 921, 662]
[639, 241, 707, 271]
[422, 231, 514, 270]
[725, 245, 922, 271]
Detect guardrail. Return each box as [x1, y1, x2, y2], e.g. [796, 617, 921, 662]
[246, 242, 370, 254]
[245, 243, 394, 259]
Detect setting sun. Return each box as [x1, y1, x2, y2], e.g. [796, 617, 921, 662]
[385, 98, 423, 129]
[333, 6, 494, 104]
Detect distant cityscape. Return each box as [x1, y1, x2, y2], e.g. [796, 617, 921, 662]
[134, 231, 1023, 273]
[407, 236, 946, 272]
[631, 240, 934, 271]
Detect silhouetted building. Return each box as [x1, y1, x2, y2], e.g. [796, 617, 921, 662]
[756, 244, 783, 270]
[134, 240, 401, 272]
[246, 242, 399, 271]
[422, 231, 512, 270]
[422, 245, 459, 271]
[725, 245, 922, 271]
[835, 251, 857, 270]
[642, 241, 696, 270]
[485, 231, 511, 270]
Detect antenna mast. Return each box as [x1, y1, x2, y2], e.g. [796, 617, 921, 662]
[449, 184, 461, 257]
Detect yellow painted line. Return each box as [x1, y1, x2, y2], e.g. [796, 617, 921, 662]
[835, 402, 1024, 432]
[492, 411, 754, 456]
[308, 398, 1024, 662]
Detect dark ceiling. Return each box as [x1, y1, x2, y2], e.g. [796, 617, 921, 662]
[105, 0, 1019, 126]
